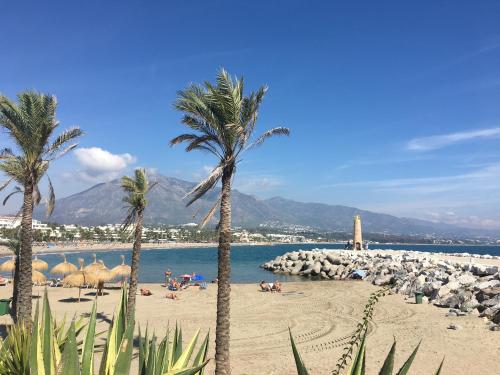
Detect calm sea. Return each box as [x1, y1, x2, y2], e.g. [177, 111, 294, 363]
[2, 243, 500, 284]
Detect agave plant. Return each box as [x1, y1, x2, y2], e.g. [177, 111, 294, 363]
[139, 324, 209, 375]
[289, 331, 444, 375]
[0, 285, 210, 375]
[289, 288, 445, 375]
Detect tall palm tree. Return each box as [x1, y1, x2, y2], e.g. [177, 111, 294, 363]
[0, 92, 82, 323]
[121, 168, 155, 319]
[171, 69, 290, 375]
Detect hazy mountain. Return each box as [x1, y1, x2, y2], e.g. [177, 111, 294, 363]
[33, 174, 494, 237]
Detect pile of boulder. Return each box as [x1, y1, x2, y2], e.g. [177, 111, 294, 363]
[261, 249, 500, 327]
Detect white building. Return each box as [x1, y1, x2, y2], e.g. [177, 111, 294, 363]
[0, 216, 50, 231]
[0, 216, 21, 229]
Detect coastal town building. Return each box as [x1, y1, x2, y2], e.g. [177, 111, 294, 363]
[0, 215, 21, 229]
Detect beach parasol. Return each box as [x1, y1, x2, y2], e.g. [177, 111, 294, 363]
[180, 274, 192, 279]
[0, 256, 16, 278]
[63, 258, 98, 302]
[93, 261, 116, 283]
[32, 255, 48, 272]
[111, 255, 131, 282]
[92, 261, 116, 298]
[85, 253, 106, 272]
[192, 274, 204, 281]
[50, 254, 78, 277]
[32, 270, 46, 285]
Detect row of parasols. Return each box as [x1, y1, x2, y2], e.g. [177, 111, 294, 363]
[0, 253, 131, 291]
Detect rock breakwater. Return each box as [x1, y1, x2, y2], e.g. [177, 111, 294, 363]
[261, 249, 500, 326]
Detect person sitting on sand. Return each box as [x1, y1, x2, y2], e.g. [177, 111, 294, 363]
[140, 288, 153, 296]
[272, 280, 282, 293]
[260, 281, 272, 292]
[166, 292, 179, 300]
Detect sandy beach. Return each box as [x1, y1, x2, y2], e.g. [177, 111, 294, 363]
[0, 280, 497, 374]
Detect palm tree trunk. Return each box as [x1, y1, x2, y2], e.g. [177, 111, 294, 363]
[127, 208, 143, 321]
[16, 184, 34, 324]
[215, 164, 233, 375]
[11, 252, 20, 318]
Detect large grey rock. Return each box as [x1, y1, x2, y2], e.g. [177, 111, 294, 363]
[472, 264, 499, 277]
[476, 280, 500, 290]
[434, 293, 460, 308]
[326, 254, 340, 265]
[312, 262, 322, 275]
[374, 274, 393, 286]
[457, 273, 476, 286]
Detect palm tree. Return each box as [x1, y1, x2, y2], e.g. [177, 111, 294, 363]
[121, 168, 155, 319]
[171, 69, 289, 375]
[0, 92, 83, 323]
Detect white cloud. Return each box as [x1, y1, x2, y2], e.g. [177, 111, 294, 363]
[73, 147, 136, 183]
[407, 127, 500, 151]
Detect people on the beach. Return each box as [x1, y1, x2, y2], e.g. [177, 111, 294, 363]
[168, 279, 180, 291]
[273, 280, 282, 292]
[97, 280, 104, 296]
[166, 292, 179, 300]
[260, 280, 271, 291]
[165, 269, 172, 285]
[140, 288, 153, 296]
[260, 280, 282, 292]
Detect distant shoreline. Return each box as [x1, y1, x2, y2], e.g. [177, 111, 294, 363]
[0, 241, 334, 257]
[0, 240, 498, 258]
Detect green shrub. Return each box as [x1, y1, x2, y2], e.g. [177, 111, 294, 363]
[0, 286, 209, 375]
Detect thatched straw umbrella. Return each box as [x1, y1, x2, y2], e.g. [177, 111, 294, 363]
[63, 259, 97, 302]
[0, 256, 16, 278]
[85, 253, 106, 272]
[32, 270, 46, 285]
[32, 255, 48, 272]
[111, 255, 131, 282]
[50, 254, 78, 277]
[93, 260, 116, 297]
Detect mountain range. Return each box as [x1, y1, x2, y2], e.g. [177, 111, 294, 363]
[33, 174, 494, 237]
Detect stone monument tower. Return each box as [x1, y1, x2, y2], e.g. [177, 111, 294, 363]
[353, 215, 362, 250]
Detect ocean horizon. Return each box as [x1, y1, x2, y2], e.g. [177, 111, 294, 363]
[3, 243, 500, 284]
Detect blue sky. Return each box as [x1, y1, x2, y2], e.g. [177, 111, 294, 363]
[2, 1, 500, 229]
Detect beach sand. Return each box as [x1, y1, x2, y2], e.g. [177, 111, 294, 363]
[0, 281, 497, 374]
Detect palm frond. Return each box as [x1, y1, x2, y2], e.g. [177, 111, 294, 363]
[199, 194, 222, 228]
[184, 164, 224, 206]
[246, 127, 290, 150]
[33, 184, 41, 205]
[120, 168, 151, 230]
[45, 176, 55, 217]
[45, 126, 83, 157]
[3, 186, 22, 206]
[0, 177, 14, 192]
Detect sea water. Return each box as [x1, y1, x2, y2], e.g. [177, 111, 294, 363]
[3, 243, 500, 283]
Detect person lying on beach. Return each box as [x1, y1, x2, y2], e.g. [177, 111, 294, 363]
[140, 288, 153, 296]
[166, 292, 179, 300]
